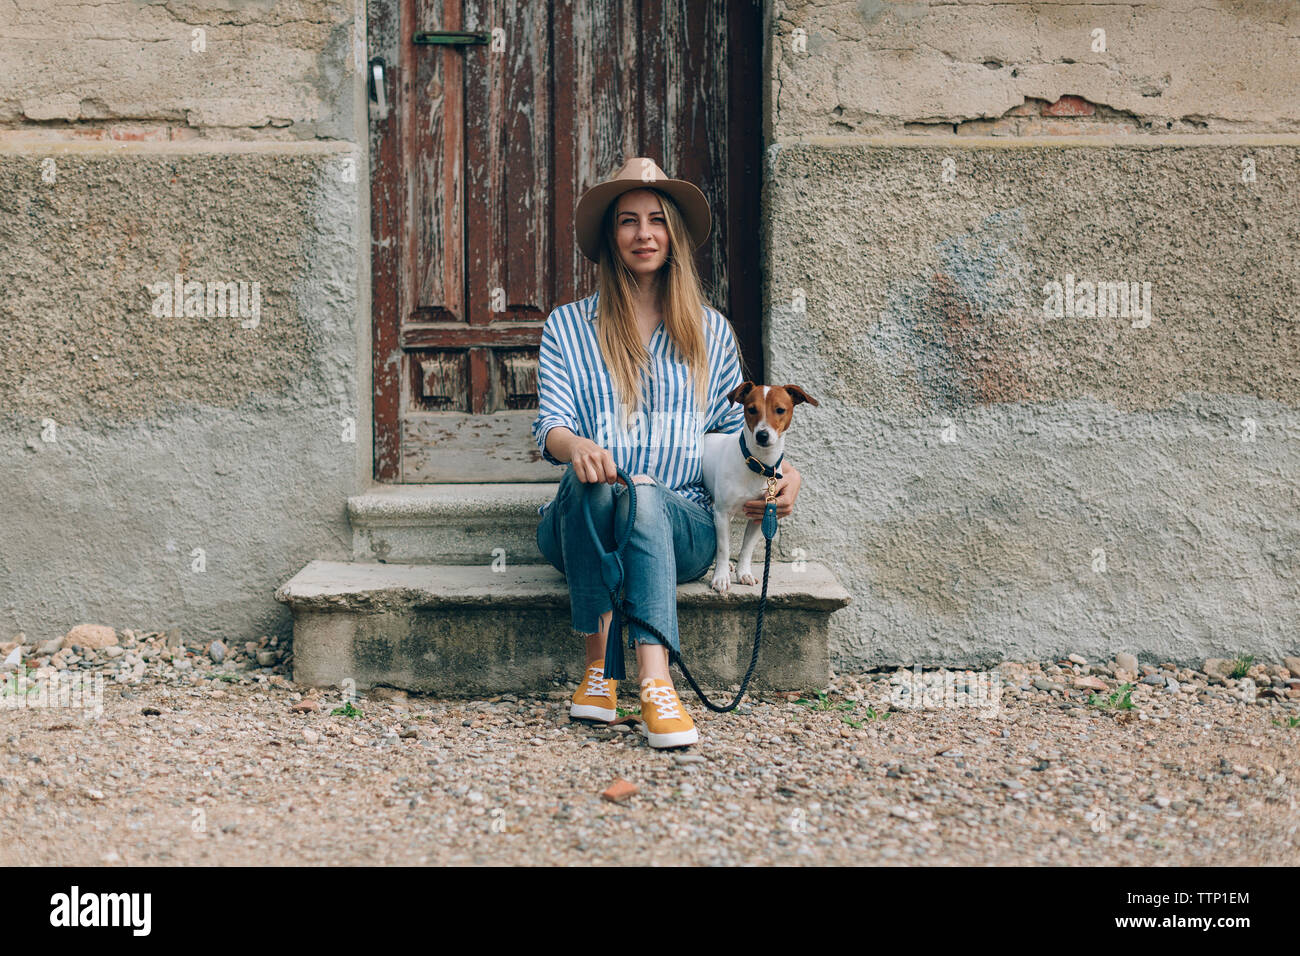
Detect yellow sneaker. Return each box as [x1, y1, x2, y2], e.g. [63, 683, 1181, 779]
[570, 662, 618, 722]
[638, 677, 699, 748]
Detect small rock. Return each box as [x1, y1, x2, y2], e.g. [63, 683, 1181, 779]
[301, 728, 319, 744]
[290, 699, 318, 713]
[256, 650, 278, 667]
[102, 645, 124, 659]
[84, 788, 105, 800]
[35, 637, 64, 656]
[1141, 674, 1164, 686]
[601, 778, 638, 803]
[1115, 652, 1138, 673]
[1, 646, 20, 672]
[1164, 678, 1181, 694]
[208, 640, 227, 663]
[1067, 654, 1087, 666]
[1203, 658, 1233, 680]
[1153, 796, 1171, 808]
[166, 627, 183, 648]
[65, 624, 117, 650]
[350, 736, 366, 746]
[673, 753, 706, 765]
[1073, 676, 1108, 692]
[1282, 657, 1300, 677]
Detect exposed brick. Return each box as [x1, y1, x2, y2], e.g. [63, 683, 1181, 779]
[1040, 95, 1092, 117]
[601, 778, 638, 803]
[109, 126, 174, 142]
[1042, 95, 1096, 117]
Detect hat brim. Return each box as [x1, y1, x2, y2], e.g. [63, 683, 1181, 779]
[575, 178, 712, 263]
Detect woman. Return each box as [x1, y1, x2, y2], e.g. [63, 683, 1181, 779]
[532, 157, 802, 749]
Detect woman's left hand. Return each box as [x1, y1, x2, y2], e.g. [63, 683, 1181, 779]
[742, 464, 801, 522]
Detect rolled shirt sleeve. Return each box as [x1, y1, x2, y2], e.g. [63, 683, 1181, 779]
[532, 314, 583, 466]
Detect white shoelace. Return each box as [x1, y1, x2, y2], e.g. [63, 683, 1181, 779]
[583, 667, 611, 698]
[641, 684, 682, 720]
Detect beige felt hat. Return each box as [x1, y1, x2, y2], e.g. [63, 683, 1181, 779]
[574, 157, 711, 263]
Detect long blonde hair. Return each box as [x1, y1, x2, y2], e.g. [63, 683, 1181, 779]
[593, 187, 727, 431]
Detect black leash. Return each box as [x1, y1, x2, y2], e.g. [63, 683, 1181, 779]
[585, 465, 779, 713]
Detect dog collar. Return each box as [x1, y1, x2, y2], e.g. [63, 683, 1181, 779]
[739, 432, 783, 478]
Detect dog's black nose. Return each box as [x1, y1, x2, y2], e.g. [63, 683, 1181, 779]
[755, 430, 769, 444]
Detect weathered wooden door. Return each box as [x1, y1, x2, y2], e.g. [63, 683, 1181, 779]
[368, 0, 762, 482]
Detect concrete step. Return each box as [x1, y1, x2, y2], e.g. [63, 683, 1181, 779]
[349, 483, 554, 565]
[348, 482, 787, 565]
[275, 559, 851, 696]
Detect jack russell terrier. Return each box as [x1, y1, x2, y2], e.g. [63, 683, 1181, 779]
[700, 382, 819, 593]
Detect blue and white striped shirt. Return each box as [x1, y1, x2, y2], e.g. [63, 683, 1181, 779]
[532, 290, 746, 515]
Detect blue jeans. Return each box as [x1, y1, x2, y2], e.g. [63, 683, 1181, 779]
[535, 463, 716, 656]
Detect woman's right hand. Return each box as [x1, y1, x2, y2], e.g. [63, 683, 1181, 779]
[570, 438, 621, 485]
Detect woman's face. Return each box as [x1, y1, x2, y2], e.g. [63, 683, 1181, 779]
[612, 190, 670, 278]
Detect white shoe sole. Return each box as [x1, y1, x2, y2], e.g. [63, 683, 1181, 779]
[570, 702, 617, 722]
[638, 722, 699, 748]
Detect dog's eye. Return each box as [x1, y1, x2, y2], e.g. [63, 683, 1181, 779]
[775, 407, 786, 414]
[746, 406, 756, 413]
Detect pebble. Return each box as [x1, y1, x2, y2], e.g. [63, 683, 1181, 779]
[301, 729, 319, 744]
[208, 640, 227, 664]
[601, 778, 638, 803]
[1115, 653, 1139, 672]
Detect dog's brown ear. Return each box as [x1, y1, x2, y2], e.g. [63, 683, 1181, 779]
[783, 385, 820, 407]
[727, 381, 756, 405]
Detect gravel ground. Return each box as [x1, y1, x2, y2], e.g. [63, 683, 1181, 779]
[1, 629, 1298, 866]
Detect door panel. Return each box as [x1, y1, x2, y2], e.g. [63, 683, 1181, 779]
[369, 0, 762, 482]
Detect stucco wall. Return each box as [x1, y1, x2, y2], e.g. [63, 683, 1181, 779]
[0, 142, 363, 645]
[765, 0, 1299, 666]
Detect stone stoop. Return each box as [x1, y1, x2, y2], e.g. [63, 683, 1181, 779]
[349, 483, 554, 565]
[275, 558, 851, 696]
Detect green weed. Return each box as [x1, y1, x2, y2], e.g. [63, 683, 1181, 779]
[796, 690, 890, 726]
[1087, 682, 1135, 711]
